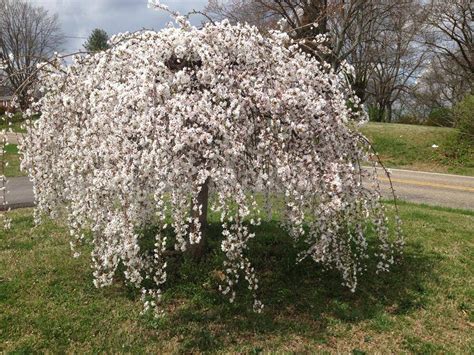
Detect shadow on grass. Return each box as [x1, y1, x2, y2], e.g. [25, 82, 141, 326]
[135, 221, 440, 352]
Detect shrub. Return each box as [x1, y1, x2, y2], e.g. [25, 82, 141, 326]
[425, 107, 453, 127]
[368, 105, 383, 122]
[453, 95, 474, 145]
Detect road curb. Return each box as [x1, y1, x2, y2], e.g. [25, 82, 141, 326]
[0, 202, 36, 211]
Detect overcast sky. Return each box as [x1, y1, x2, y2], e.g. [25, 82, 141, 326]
[28, 0, 209, 53]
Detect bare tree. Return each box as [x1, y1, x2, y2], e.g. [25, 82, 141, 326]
[205, 0, 278, 30]
[392, 0, 473, 124]
[425, 0, 473, 88]
[415, 55, 470, 110]
[365, 0, 427, 122]
[0, 0, 63, 109]
[339, 1, 396, 103]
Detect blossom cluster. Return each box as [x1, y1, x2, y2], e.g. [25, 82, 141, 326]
[21, 20, 403, 314]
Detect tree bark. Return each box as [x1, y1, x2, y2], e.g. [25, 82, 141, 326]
[188, 177, 209, 259]
[386, 104, 393, 123]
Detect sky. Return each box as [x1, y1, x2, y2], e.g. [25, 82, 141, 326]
[28, 0, 209, 54]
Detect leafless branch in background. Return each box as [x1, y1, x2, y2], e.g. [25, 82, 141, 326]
[204, 1, 424, 110]
[0, 0, 64, 109]
[365, 0, 428, 122]
[424, 0, 473, 87]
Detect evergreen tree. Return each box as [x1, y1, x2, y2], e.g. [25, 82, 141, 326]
[84, 28, 109, 52]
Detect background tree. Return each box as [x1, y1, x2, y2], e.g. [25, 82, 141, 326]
[399, 55, 471, 126]
[205, 1, 423, 109]
[365, 0, 427, 122]
[0, 0, 63, 109]
[398, 0, 474, 126]
[424, 0, 473, 91]
[416, 56, 470, 111]
[206, 1, 383, 67]
[338, 0, 392, 103]
[83, 28, 110, 53]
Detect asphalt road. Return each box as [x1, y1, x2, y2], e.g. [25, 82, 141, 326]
[1, 177, 35, 210]
[376, 168, 474, 210]
[1, 168, 473, 211]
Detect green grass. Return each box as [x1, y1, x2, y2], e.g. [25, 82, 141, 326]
[1, 203, 473, 352]
[1, 113, 28, 177]
[361, 122, 474, 176]
[2, 144, 26, 177]
[0, 114, 28, 133]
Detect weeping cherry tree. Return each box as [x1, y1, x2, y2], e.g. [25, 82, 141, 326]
[20, 4, 403, 314]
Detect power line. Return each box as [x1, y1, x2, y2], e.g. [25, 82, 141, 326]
[64, 35, 88, 39]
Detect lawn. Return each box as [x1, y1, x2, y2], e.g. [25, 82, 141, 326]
[0, 114, 28, 133]
[361, 122, 474, 176]
[2, 144, 26, 177]
[1, 202, 473, 353]
[1, 112, 27, 177]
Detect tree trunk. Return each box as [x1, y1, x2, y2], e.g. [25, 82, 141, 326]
[188, 177, 209, 260]
[386, 104, 393, 123]
[353, 80, 367, 104]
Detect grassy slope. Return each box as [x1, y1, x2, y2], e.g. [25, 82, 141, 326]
[361, 122, 474, 176]
[1, 204, 473, 353]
